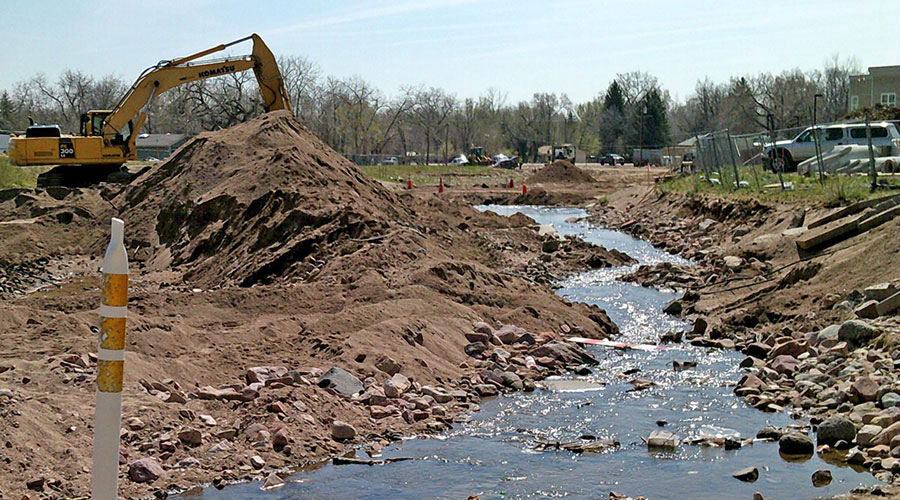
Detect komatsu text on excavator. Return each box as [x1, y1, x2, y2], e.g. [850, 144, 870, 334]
[7, 34, 291, 187]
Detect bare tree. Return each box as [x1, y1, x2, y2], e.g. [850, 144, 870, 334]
[411, 87, 455, 164]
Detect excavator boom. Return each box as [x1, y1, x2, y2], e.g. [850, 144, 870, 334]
[8, 34, 291, 186]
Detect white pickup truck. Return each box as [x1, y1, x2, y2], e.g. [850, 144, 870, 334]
[764, 122, 900, 171]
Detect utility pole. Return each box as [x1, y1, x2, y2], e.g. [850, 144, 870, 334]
[767, 113, 785, 190]
[813, 93, 825, 184]
[866, 111, 877, 191]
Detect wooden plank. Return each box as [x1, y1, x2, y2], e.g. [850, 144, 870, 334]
[796, 212, 865, 250]
[876, 290, 900, 317]
[807, 193, 900, 229]
[858, 204, 900, 233]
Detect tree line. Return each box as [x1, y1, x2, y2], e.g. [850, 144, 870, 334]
[0, 55, 859, 163]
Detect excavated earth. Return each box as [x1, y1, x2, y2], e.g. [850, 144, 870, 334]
[0, 112, 629, 499]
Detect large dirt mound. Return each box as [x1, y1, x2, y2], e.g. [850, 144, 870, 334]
[117, 111, 407, 287]
[527, 160, 597, 184]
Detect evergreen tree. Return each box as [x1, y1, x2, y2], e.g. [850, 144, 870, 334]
[599, 80, 626, 153]
[0, 91, 13, 130]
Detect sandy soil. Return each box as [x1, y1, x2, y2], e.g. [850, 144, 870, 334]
[0, 113, 634, 499]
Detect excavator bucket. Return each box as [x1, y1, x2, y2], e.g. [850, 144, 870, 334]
[250, 34, 292, 113]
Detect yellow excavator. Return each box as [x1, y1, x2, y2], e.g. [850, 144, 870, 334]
[8, 34, 291, 187]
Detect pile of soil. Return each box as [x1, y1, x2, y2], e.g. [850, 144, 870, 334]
[117, 111, 406, 287]
[526, 160, 597, 184]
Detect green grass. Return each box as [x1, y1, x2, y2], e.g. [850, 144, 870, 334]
[0, 154, 38, 189]
[360, 163, 526, 188]
[658, 164, 898, 207]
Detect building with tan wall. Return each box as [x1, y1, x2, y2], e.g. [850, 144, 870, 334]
[849, 65, 900, 112]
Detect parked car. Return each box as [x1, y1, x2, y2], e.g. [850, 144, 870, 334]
[491, 154, 509, 166]
[764, 122, 900, 171]
[382, 156, 398, 165]
[449, 155, 469, 165]
[495, 156, 519, 169]
[600, 153, 624, 165]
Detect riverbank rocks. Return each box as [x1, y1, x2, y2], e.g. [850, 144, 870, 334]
[246, 366, 288, 384]
[331, 420, 357, 441]
[375, 355, 402, 375]
[465, 342, 487, 357]
[811, 469, 832, 487]
[851, 376, 879, 403]
[531, 341, 598, 366]
[732, 466, 759, 482]
[838, 319, 878, 346]
[663, 299, 682, 315]
[646, 430, 679, 449]
[817, 415, 856, 445]
[858, 425, 883, 447]
[198, 386, 242, 401]
[318, 367, 363, 397]
[779, 433, 814, 455]
[128, 457, 164, 483]
[770, 355, 799, 375]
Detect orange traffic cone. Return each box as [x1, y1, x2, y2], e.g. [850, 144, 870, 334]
[522, 184, 527, 195]
[407, 179, 413, 190]
[438, 175, 444, 193]
[509, 178, 514, 188]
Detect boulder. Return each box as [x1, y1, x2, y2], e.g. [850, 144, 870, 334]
[838, 320, 878, 346]
[882, 392, 900, 409]
[743, 342, 770, 359]
[25, 475, 45, 491]
[855, 300, 880, 319]
[646, 430, 679, 449]
[263, 472, 285, 489]
[815, 325, 840, 345]
[767, 340, 807, 359]
[769, 355, 799, 375]
[128, 457, 164, 483]
[724, 256, 742, 270]
[500, 371, 524, 390]
[757, 426, 782, 441]
[851, 376, 879, 403]
[732, 466, 759, 482]
[531, 341, 597, 366]
[198, 386, 242, 401]
[246, 366, 288, 384]
[331, 420, 357, 440]
[495, 325, 524, 344]
[858, 424, 883, 447]
[872, 421, 900, 447]
[663, 299, 682, 315]
[779, 433, 814, 455]
[472, 322, 494, 335]
[177, 427, 202, 447]
[318, 367, 363, 397]
[464, 332, 490, 344]
[811, 469, 832, 487]
[374, 355, 401, 376]
[816, 415, 856, 446]
[464, 342, 487, 358]
[421, 385, 453, 403]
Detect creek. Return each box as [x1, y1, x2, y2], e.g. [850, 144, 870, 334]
[182, 205, 877, 500]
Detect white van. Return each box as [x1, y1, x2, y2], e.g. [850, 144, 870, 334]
[765, 122, 900, 171]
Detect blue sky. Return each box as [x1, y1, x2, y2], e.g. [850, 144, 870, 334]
[1, 0, 895, 103]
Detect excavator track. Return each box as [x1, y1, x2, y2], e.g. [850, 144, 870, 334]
[36, 164, 128, 188]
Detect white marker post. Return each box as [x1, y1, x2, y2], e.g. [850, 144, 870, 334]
[92, 218, 129, 500]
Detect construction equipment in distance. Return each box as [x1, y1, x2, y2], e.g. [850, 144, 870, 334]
[7, 34, 291, 187]
[467, 146, 492, 166]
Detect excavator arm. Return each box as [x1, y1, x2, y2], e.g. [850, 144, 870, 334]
[101, 34, 291, 151]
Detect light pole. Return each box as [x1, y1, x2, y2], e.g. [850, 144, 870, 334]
[813, 93, 825, 184]
[639, 101, 648, 166]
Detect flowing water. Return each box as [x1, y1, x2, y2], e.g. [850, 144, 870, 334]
[182, 206, 877, 500]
